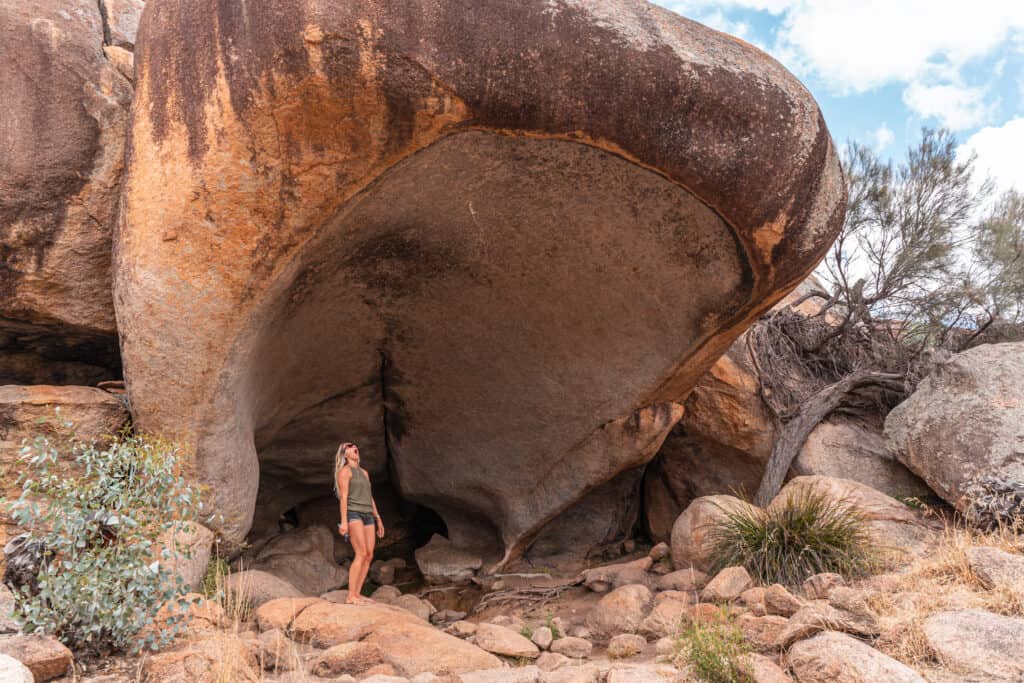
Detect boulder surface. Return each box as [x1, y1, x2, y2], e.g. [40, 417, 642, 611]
[885, 342, 1024, 522]
[116, 0, 845, 562]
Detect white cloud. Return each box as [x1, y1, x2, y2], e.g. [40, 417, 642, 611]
[871, 123, 896, 152]
[902, 82, 996, 130]
[959, 117, 1024, 195]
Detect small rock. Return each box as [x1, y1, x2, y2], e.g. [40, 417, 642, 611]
[739, 586, 766, 608]
[966, 546, 1024, 599]
[361, 675, 410, 683]
[0, 584, 18, 634]
[639, 598, 689, 638]
[550, 636, 593, 659]
[446, 620, 478, 638]
[364, 663, 402, 678]
[255, 596, 321, 632]
[370, 561, 397, 585]
[648, 542, 670, 561]
[924, 609, 1024, 680]
[568, 625, 591, 639]
[532, 625, 554, 650]
[431, 609, 467, 625]
[623, 539, 637, 553]
[537, 651, 571, 671]
[541, 663, 601, 682]
[312, 641, 385, 677]
[474, 623, 541, 659]
[802, 572, 845, 600]
[763, 584, 802, 616]
[394, 593, 435, 621]
[737, 614, 788, 652]
[736, 653, 793, 683]
[607, 633, 646, 659]
[654, 637, 675, 657]
[701, 566, 752, 602]
[225, 569, 304, 608]
[656, 568, 708, 592]
[689, 602, 738, 624]
[580, 557, 653, 593]
[258, 628, 300, 671]
[371, 585, 403, 603]
[460, 665, 540, 683]
[606, 664, 679, 682]
[415, 534, 482, 584]
[775, 602, 879, 649]
[586, 584, 652, 636]
[788, 631, 924, 682]
[0, 635, 73, 682]
[0, 654, 32, 683]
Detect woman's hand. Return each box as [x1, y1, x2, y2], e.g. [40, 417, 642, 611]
[338, 521, 348, 537]
[376, 517, 385, 539]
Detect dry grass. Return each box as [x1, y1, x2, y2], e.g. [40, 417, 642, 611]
[863, 518, 1024, 668]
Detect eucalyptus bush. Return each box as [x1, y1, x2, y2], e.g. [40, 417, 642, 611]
[3, 417, 207, 655]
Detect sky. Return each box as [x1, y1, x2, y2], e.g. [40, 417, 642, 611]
[651, 1, 1024, 196]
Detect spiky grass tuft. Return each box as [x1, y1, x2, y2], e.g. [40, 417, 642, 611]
[706, 489, 874, 586]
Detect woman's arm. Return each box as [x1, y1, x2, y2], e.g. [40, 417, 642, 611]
[337, 467, 352, 536]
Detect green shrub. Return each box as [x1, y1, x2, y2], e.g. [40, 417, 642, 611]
[676, 615, 751, 683]
[4, 420, 206, 655]
[202, 556, 231, 599]
[705, 489, 874, 586]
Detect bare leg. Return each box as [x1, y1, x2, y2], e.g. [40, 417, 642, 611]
[346, 520, 367, 604]
[354, 522, 377, 601]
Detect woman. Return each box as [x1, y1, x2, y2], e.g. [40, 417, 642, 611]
[334, 442, 385, 605]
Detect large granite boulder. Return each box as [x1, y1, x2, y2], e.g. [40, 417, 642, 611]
[0, 0, 133, 385]
[0, 385, 129, 572]
[116, 0, 844, 564]
[885, 342, 1024, 523]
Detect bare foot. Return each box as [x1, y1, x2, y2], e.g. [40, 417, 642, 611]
[344, 595, 361, 605]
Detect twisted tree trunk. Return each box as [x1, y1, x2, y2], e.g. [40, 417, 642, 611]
[753, 369, 904, 507]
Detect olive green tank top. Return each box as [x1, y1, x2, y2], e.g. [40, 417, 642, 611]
[345, 466, 373, 513]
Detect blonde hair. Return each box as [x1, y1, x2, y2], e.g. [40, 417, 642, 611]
[333, 442, 355, 498]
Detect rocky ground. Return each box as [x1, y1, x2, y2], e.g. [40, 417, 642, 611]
[3, 473, 1022, 683]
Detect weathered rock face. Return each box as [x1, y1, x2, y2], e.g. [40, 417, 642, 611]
[116, 0, 844, 563]
[885, 342, 1024, 520]
[0, 385, 129, 570]
[0, 0, 134, 385]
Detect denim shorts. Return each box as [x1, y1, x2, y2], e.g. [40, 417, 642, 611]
[347, 511, 375, 526]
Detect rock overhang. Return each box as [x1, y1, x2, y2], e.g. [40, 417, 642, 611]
[116, 0, 845, 564]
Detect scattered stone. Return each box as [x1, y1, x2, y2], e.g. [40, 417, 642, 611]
[654, 590, 693, 605]
[139, 634, 260, 683]
[775, 602, 879, 648]
[736, 653, 793, 683]
[622, 540, 637, 554]
[255, 597, 321, 633]
[670, 495, 758, 573]
[431, 609, 467, 625]
[689, 602, 735, 624]
[372, 585, 403, 603]
[225, 569, 303, 608]
[586, 584, 652, 636]
[701, 566, 752, 602]
[0, 654, 32, 683]
[654, 637, 674, 657]
[537, 651, 571, 672]
[394, 594, 435, 621]
[965, 546, 1024, 599]
[763, 584, 802, 617]
[550, 637, 593, 659]
[605, 664, 680, 682]
[540, 663, 601, 683]
[649, 542, 670, 561]
[788, 631, 925, 682]
[580, 557, 654, 593]
[739, 586, 766, 609]
[532, 626, 554, 650]
[568, 625, 591, 640]
[460, 665, 540, 683]
[0, 635, 72, 681]
[257, 629, 300, 672]
[639, 598, 690, 638]
[474, 623, 541, 659]
[415, 535, 482, 584]
[371, 562, 396, 586]
[737, 614, 788, 652]
[923, 609, 1024, 680]
[312, 641, 385, 677]
[446, 620, 478, 638]
[656, 568, 709, 592]
[607, 634, 646, 659]
[802, 573, 845, 600]
[361, 675, 409, 683]
[825, 587, 877, 623]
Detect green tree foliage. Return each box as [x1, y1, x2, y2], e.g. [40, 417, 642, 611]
[4, 417, 206, 655]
